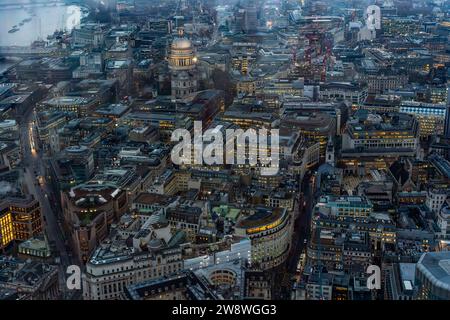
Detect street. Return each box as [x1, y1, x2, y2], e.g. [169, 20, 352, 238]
[19, 109, 72, 296]
[273, 172, 315, 299]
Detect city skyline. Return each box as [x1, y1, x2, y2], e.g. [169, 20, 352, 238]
[0, 0, 449, 305]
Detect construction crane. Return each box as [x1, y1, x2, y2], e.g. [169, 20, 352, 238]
[321, 39, 333, 82]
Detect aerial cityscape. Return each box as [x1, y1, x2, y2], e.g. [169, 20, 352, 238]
[0, 0, 449, 303]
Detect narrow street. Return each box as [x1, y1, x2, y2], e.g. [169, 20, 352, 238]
[19, 110, 72, 296]
[273, 172, 315, 299]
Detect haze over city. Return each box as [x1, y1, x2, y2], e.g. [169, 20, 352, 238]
[0, 0, 449, 305]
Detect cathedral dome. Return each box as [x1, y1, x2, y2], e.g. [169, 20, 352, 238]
[171, 38, 192, 50]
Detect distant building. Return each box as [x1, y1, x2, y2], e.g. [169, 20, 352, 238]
[281, 112, 336, 160]
[72, 23, 108, 49]
[15, 58, 76, 83]
[38, 96, 98, 118]
[319, 82, 367, 106]
[360, 69, 408, 94]
[400, 101, 447, 137]
[340, 112, 420, 174]
[105, 59, 133, 94]
[445, 82, 450, 139]
[243, 0, 258, 33]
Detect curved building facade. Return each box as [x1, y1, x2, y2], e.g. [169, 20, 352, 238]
[61, 181, 128, 263]
[235, 207, 293, 270]
[416, 251, 450, 300]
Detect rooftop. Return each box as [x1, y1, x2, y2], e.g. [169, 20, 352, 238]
[42, 96, 92, 106]
[417, 251, 450, 293]
[236, 207, 286, 230]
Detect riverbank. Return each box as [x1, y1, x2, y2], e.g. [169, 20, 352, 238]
[0, 0, 89, 46]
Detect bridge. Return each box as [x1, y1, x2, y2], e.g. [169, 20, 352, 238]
[0, 46, 57, 58]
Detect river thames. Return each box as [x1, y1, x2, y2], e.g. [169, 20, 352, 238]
[0, 0, 88, 73]
[0, 0, 88, 46]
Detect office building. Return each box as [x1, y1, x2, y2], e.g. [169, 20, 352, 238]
[0, 197, 43, 251]
[235, 207, 293, 270]
[416, 251, 450, 300]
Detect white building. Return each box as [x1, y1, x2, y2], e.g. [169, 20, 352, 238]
[82, 245, 183, 300]
[426, 189, 448, 214]
[436, 200, 450, 239]
[82, 214, 183, 300]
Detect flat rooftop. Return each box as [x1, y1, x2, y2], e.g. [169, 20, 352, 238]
[43, 96, 92, 106]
